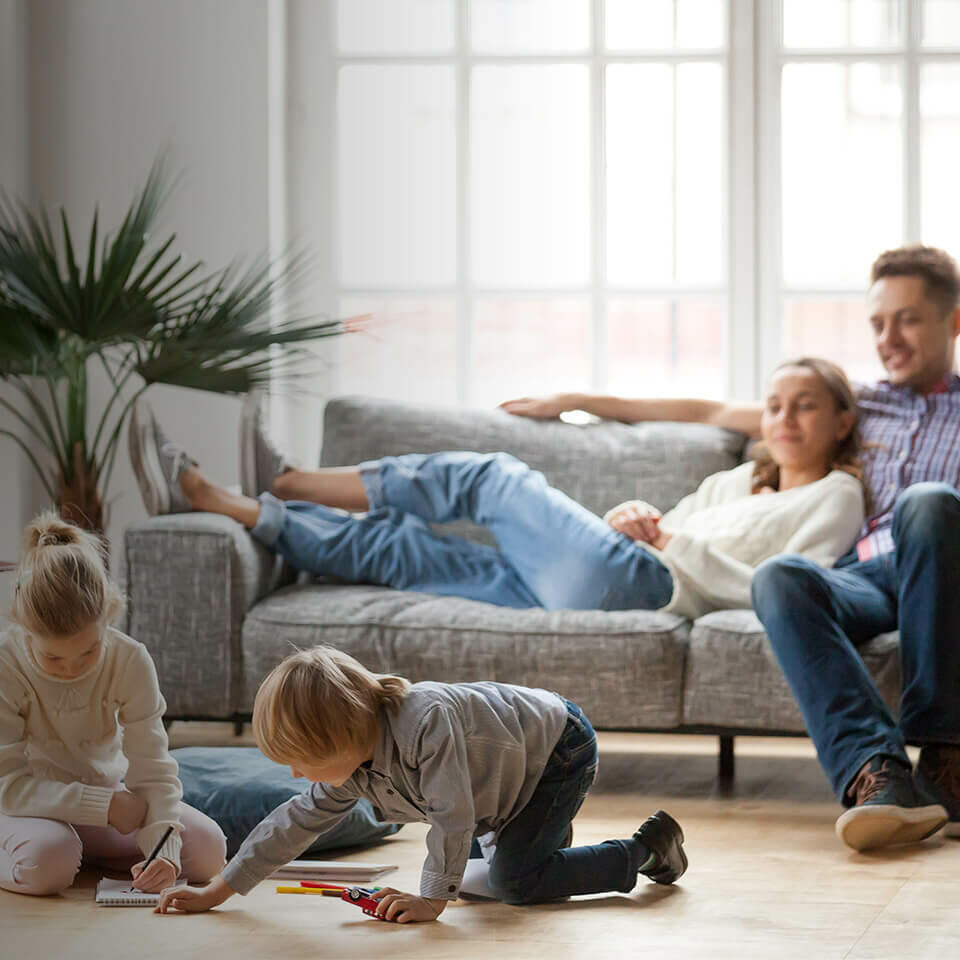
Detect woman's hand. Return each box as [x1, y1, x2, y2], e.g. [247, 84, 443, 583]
[650, 529, 673, 551]
[132, 856, 177, 893]
[499, 394, 574, 419]
[155, 875, 235, 915]
[607, 504, 663, 544]
[369, 888, 447, 924]
[107, 789, 147, 835]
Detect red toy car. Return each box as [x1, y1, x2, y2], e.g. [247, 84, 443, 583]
[341, 886, 391, 921]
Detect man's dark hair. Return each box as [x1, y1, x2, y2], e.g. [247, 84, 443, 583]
[870, 245, 960, 318]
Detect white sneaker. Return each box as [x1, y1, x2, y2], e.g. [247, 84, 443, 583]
[128, 400, 197, 516]
[239, 389, 294, 497]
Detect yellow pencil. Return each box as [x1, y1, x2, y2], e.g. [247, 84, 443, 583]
[276, 885, 340, 896]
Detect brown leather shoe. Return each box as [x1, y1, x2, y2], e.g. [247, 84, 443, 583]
[916, 745, 960, 838]
[836, 755, 947, 851]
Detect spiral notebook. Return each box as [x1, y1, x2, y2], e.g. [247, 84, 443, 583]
[95, 877, 164, 906]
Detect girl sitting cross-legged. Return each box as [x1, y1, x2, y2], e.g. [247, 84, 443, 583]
[0, 513, 226, 896]
[129, 357, 865, 619]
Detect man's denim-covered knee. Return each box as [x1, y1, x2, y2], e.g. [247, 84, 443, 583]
[893, 482, 960, 544]
[751, 553, 827, 614]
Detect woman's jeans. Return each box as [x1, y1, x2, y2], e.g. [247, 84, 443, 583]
[252, 451, 674, 611]
[485, 700, 641, 904]
[751, 482, 960, 800]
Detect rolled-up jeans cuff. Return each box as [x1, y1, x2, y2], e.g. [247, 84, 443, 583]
[357, 459, 384, 509]
[251, 492, 286, 547]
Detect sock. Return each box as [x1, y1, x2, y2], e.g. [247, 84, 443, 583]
[636, 842, 657, 873]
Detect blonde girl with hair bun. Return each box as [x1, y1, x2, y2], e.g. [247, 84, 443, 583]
[0, 511, 226, 897]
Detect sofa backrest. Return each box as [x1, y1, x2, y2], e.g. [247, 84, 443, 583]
[320, 396, 747, 525]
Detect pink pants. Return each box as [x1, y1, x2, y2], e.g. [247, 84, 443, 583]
[0, 804, 226, 896]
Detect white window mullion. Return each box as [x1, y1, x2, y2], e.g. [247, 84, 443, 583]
[591, 0, 607, 392]
[456, 0, 471, 407]
[727, 0, 757, 400]
[755, 0, 784, 384]
[904, 0, 922, 243]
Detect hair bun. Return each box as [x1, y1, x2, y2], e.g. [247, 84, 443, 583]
[27, 518, 80, 549]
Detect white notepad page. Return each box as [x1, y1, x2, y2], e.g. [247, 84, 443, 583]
[95, 877, 162, 906]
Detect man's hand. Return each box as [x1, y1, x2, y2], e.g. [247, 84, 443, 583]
[107, 789, 147, 835]
[608, 504, 663, 544]
[132, 857, 177, 893]
[155, 874, 235, 915]
[369, 888, 447, 924]
[499, 394, 575, 419]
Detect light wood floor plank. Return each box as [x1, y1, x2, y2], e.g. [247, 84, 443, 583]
[4, 728, 958, 959]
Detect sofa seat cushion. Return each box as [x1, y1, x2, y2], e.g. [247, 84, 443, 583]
[173, 746, 402, 857]
[682, 609, 901, 731]
[241, 583, 691, 729]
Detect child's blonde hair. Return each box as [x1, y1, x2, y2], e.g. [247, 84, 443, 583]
[252, 645, 411, 765]
[9, 511, 125, 637]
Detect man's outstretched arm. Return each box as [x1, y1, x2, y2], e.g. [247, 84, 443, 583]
[500, 393, 763, 438]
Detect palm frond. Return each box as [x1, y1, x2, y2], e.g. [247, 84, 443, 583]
[0, 158, 351, 529]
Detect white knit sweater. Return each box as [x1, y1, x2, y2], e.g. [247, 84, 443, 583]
[605, 462, 865, 619]
[0, 625, 183, 869]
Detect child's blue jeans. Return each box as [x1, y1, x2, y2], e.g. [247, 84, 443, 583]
[251, 451, 674, 610]
[485, 699, 643, 904]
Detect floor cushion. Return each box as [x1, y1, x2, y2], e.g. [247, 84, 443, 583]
[173, 746, 402, 857]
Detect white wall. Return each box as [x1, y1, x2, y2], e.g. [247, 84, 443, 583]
[18, 0, 273, 557]
[0, 0, 35, 566]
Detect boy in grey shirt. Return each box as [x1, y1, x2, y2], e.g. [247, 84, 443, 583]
[156, 646, 687, 923]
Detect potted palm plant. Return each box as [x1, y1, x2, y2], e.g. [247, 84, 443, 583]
[0, 161, 344, 535]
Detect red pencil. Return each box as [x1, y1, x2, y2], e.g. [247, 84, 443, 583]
[299, 881, 349, 891]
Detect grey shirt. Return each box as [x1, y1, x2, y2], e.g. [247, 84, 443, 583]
[222, 681, 568, 900]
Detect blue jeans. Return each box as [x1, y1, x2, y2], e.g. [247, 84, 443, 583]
[251, 452, 674, 610]
[486, 700, 641, 904]
[751, 482, 960, 801]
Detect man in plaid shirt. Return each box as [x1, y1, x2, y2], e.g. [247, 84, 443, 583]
[504, 244, 960, 853]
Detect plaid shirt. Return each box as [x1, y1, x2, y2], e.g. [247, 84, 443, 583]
[855, 373, 960, 560]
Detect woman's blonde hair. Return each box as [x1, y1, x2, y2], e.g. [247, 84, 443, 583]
[9, 511, 125, 637]
[252, 645, 411, 765]
[751, 356, 863, 494]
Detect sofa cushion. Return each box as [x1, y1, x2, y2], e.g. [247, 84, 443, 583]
[320, 397, 746, 546]
[173, 746, 402, 858]
[682, 609, 901, 731]
[241, 583, 691, 729]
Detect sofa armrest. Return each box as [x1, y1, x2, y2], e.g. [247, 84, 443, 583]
[124, 513, 284, 719]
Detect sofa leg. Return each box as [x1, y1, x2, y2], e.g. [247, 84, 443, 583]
[718, 735, 735, 781]
[233, 717, 245, 736]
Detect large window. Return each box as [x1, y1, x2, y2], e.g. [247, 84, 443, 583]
[285, 0, 960, 421]
[763, 0, 960, 384]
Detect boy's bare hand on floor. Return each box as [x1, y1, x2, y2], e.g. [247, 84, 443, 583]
[155, 875, 234, 914]
[370, 888, 447, 923]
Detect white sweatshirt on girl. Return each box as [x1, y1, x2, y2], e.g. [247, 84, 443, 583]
[0, 625, 183, 870]
[605, 462, 865, 619]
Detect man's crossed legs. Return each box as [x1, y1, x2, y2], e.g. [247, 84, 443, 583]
[752, 482, 960, 851]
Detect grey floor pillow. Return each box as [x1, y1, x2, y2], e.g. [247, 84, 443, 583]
[173, 746, 402, 857]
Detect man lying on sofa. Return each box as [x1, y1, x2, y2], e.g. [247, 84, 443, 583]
[503, 243, 960, 854]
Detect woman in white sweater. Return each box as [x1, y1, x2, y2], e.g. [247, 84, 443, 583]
[130, 357, 864, 618]
[0, 514, 226, 896]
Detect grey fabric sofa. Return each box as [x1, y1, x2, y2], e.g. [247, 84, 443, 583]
[125, 396, 901, 776]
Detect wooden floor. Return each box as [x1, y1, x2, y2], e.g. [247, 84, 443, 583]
[5, 727, 959, 959]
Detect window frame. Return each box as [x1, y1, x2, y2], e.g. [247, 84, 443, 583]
[275, 0, 960, 431]
[321, 0, 737, 407]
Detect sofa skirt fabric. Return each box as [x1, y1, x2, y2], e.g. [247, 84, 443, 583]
[682, 609, 902, 731]
[241, 583, 691, 729]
